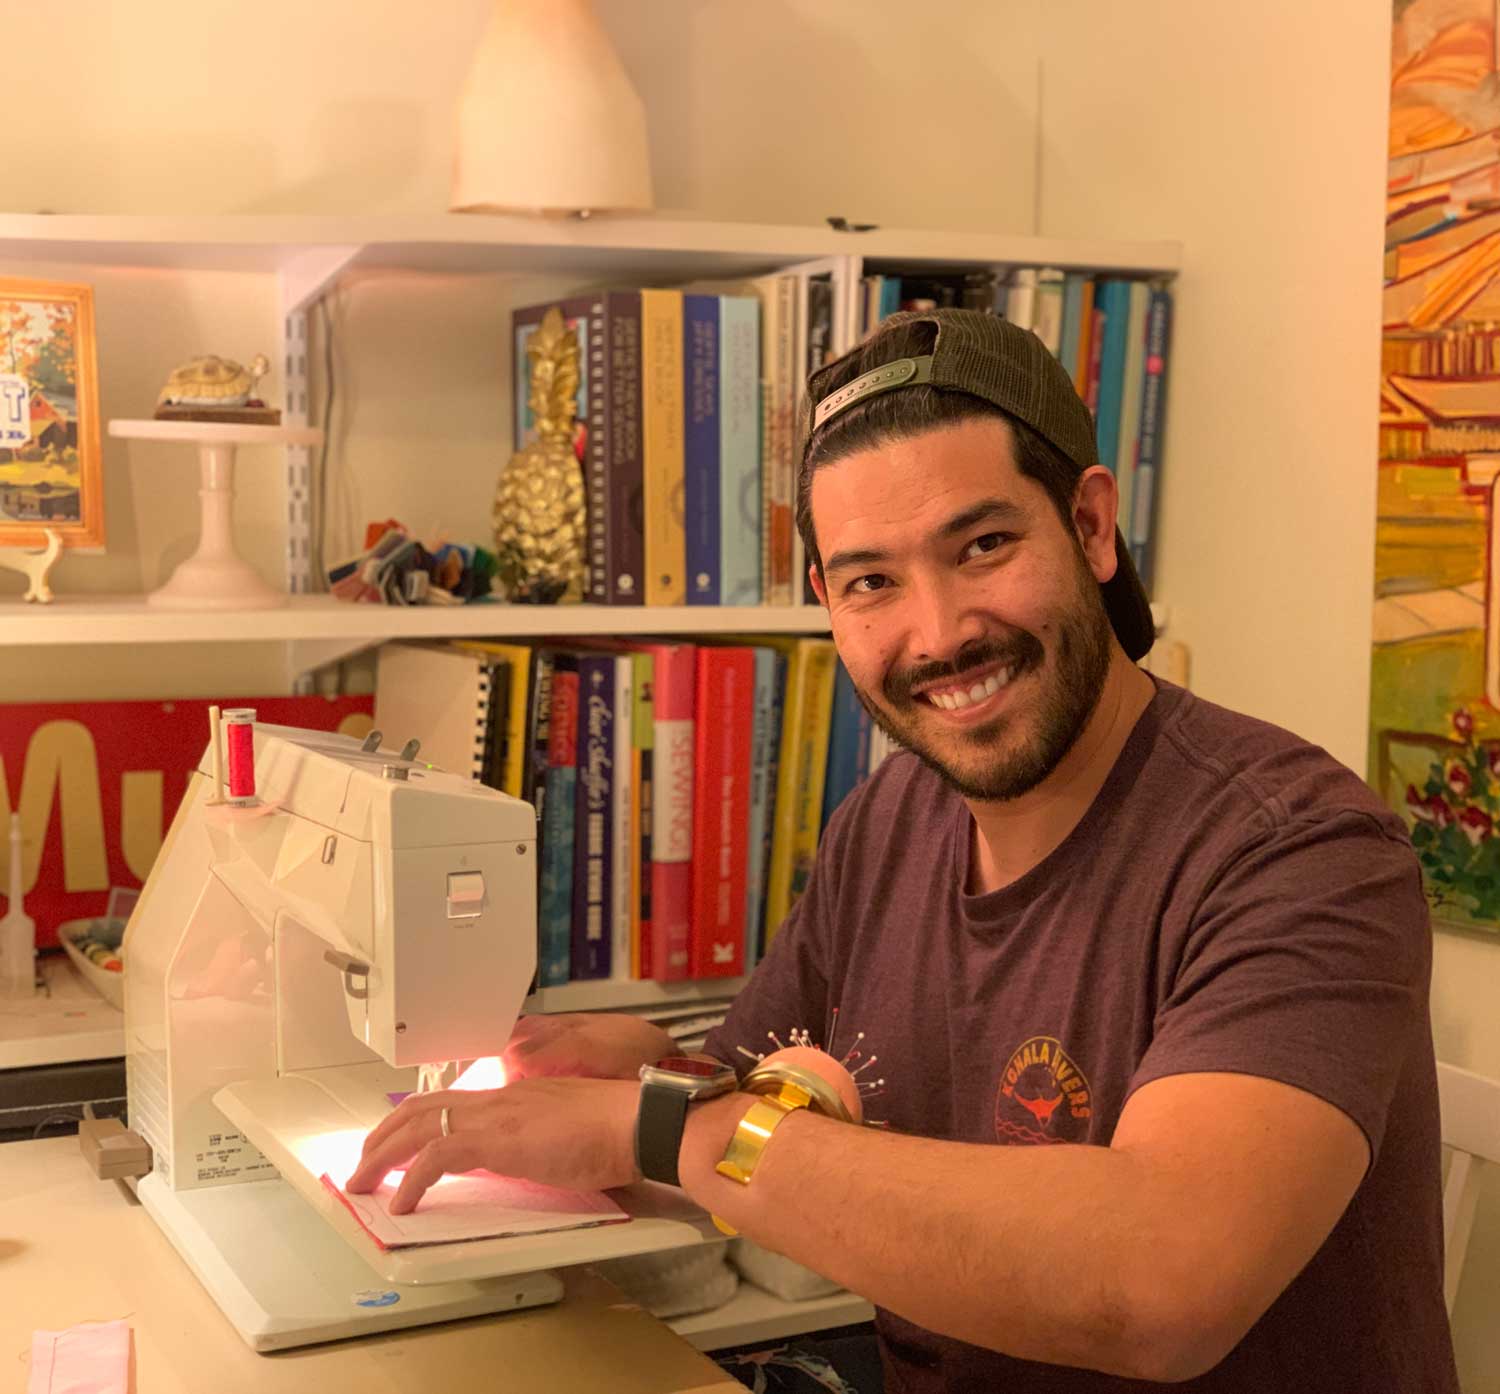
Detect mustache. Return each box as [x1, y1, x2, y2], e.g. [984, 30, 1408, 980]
[885, 634, 1043, 705]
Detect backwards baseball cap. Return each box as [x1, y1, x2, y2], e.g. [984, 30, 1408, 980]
[805, 307, 1155, 662]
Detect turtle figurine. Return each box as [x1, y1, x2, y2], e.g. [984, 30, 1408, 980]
[154, 353, 280, 423]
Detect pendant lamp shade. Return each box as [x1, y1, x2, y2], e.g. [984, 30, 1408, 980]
[451, 0, 654, 216]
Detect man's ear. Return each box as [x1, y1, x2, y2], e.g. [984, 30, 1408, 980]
[1074, 467, 1121, 583]
[809, 563, 829, 608]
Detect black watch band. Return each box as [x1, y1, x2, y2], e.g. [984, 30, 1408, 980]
[635, 1085, 691, 1187]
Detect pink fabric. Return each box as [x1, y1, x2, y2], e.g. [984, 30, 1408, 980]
[28, 1320, 129, 1394]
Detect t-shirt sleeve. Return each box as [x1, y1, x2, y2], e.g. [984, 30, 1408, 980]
[700, 793, 849, 1077]
[1127, 810, 1431, 1161]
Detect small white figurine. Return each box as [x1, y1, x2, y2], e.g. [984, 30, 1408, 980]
[0, 527, 61, 603]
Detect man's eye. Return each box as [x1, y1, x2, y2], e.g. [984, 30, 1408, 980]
[961, 532, 1012, 561]
[847, 574, 889, 595]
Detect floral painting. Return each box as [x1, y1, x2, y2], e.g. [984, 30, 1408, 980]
[1375, 0, 1500, 932]
[0, 277, 103, 549]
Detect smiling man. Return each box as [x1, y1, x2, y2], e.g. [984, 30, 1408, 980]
[350, 309, 1457, 1393]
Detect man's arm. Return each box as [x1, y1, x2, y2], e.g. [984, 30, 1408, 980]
[678, 1069, 1368, 1383]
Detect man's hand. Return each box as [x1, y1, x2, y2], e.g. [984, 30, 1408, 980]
[502, 1012, 675, 1082]
[345, 1077, 641, 1213]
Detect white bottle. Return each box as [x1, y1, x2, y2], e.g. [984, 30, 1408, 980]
[0, 813, 35, 998]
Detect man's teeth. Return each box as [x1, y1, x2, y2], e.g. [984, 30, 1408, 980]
[927, 664, 1018, 711]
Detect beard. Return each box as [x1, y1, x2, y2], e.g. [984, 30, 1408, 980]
[861, 553, 1114, 803]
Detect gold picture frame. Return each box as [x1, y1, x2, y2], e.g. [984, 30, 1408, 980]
[0, 277, 103, 549]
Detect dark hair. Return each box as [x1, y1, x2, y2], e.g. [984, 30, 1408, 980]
[796, 318, 1084, 576]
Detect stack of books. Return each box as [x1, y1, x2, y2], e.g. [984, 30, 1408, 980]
[375, 642, 892, 990]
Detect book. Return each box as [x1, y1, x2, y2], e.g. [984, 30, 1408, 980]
[683, 294, 722, 606]
[641, 288, 686, 605]
[603, 291, 646, 605]
[820, 659, 871, 831]
[374, 642, 497, 781]
[627, 650, 655, 979]
[1131, 285, 1175, 593]
[1005, 267, 1038, 331]
[571, 652, 616, 979]
[1059, 274, 1088, 381]
[641, 641, 696, 981]
[608, 654, 635, 981]
[755, 273, 798, 606]
[1113, 282, 1151, 539]
[718, 296, 762, 606]
[761, 637, 838, 950]
[1074, 278, 1097, 397]
[524, 649, 557, 833]
[538, 656, 579, 987]
[689, 646, 754, 978]
[744, 646, 786, 969]
[1093, 279, 1134, 471]
[1033, 268, 1065, 355]
[453, 641, 533, 799]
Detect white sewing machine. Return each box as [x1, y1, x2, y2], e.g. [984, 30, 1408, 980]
[124, 722, 711, 1351]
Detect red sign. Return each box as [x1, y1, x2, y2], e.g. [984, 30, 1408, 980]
[0, 696, 373, 947]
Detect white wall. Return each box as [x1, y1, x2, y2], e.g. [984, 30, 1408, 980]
[2, 0, 1495, 1383]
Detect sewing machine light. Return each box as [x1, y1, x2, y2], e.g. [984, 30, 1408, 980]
[453, 1057, 506, 1090]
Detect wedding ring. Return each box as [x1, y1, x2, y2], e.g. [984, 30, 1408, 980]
[439, 1106, 452, 1139]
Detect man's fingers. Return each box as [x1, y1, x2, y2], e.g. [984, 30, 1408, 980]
[390, 1138, 469, 1214]
[346, 1112, 435, 1193]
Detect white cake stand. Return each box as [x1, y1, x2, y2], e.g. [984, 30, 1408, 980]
[108, 419, 323, 610]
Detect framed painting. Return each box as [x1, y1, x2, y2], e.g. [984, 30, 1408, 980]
[0, 277, 103, 550]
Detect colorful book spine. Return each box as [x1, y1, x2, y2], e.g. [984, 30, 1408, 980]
[683, 295, 722, 605]
[609, 655, 635, 982]
[571, 653, 615, 979]
[1085, 303, 1106, 418]
[1131, 285, 1174, 593]
[758, 274, 798, 606]
[538, 658, 579, 987]
[1114, 282, 1152, 541]
[629, 650, 655, 979]
[603, 290, 645, 605]
[1075, 278, 1097, 399]
[455, 641, 532, 797]
[744, 647, 782, 969]
[1093, 279, 1133, 471]
[719, 296, 762, 606]
[525, 650, 556, 831]
[820, 659, 871, 831]
[641, 289, 686, 606]
[763, 638, 837, 949]
[1059, 274, 1087, 381]
[646, 642, 696, 981]
[689, 647, 754, 978]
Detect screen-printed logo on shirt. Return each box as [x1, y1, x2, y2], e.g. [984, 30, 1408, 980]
[994, 1035, 1092, 1145]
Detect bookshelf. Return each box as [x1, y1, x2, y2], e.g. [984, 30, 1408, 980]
[1, 215, 1177, 1349]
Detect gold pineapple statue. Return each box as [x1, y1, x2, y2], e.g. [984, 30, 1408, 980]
[493, 307, 588, 603]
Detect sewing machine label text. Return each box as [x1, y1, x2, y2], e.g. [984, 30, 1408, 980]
[194, 1127, 275, 1184]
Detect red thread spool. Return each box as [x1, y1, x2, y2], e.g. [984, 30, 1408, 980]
[223, 707, 258, 804]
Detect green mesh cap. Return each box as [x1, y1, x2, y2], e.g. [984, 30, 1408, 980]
[807, 307, 1155, 662]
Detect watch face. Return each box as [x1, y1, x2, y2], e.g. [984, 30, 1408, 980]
[640, 1056, 737, 1094]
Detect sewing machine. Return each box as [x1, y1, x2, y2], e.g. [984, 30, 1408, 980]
[124, 722, 712, 1351]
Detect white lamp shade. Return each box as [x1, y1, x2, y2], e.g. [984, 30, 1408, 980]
[451, 0, 654, 216]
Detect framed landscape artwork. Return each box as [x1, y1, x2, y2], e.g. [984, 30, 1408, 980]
[0, 277, 104, 549]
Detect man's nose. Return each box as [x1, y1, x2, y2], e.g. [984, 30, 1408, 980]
[907, 572, 987, 664]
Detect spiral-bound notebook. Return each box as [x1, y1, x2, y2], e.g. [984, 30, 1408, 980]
[373, 642, 509, 785]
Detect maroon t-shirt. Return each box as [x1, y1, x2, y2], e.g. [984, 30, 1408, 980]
[704, 679, 1457, 1392]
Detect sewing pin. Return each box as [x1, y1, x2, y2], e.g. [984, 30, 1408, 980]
[850, 1054, 879, 1078]
[767, 1030, 787, 1050]
[839, 1032, 865, 1067]
[736, 1045, 764, 1063]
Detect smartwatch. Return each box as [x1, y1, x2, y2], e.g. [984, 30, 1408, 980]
[635, 1055, 738, 1186]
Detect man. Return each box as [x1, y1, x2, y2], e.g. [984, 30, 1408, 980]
[351, 309, 1458, 1391]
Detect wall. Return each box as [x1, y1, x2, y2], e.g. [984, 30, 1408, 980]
[2, 0, 1495, 1383]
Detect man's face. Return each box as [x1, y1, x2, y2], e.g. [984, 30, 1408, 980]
[809, 416, 1119, 803]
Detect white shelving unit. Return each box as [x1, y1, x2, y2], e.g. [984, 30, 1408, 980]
[0, 213, 1178, 1350]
